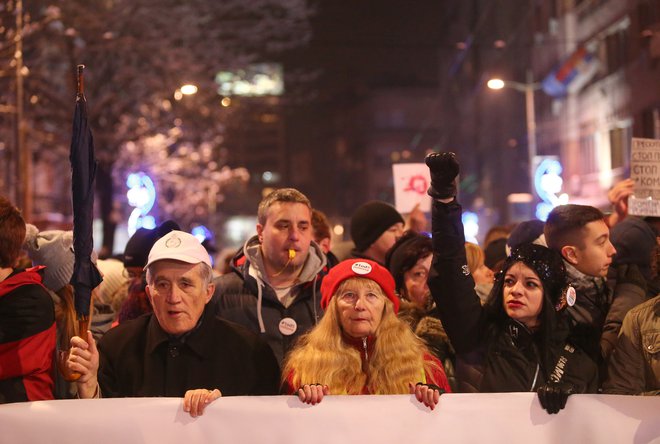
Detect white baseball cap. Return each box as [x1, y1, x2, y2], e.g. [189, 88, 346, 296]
[144, 230, 212, 269]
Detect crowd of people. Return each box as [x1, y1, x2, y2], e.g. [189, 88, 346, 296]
[0, 152, 658, 418]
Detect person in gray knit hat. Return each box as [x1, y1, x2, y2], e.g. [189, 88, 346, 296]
[23, 225, 81, 293]
[23, 224, 102, 398]
[349, 200, 405, 265]
[24, 224, 130, 341]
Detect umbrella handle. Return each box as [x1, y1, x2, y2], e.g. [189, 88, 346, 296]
[57, 317, 90, 382]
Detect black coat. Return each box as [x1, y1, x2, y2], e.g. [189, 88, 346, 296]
[428, 200, 598, 393]
[97, 307, 280, 397]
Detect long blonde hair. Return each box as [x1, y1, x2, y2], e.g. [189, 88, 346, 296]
[282, 277, 439, 394]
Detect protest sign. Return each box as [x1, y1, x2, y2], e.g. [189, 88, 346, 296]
[392, 163, 431, 214]
[630, 137, 660, 216]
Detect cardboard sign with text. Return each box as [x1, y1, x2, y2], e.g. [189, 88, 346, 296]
[392, 163, 431, 214]
[630, 137, 660, 216]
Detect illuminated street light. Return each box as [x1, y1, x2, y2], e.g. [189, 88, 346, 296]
[487, 70, 542, 199]
[180, 84, 198, 95]
[486, 78, 505, 90]
[174, 84, 198, 101]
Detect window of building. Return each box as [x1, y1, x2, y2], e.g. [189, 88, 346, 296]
[576, 0, 611, 21]
[641, 106, 660, 138]
[605, 28, 630, 74]
[579, 133, 598, 174]
[609, 126, 631, 170]
[637, 0, 660, 31]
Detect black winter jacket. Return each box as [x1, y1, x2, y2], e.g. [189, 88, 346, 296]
[428, 199, 598, 394]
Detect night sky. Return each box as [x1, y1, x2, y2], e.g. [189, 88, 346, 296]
[281, 0, 455, 217]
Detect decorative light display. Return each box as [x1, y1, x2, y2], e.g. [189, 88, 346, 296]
[192, 225, 213, 243]
[126, 172, 156, 236]
[462, 211, 479, 244]
[215, 63, 284, 97]
[534, 158, 569, 221]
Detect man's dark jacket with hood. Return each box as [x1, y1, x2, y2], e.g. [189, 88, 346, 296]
[209, 236, 327, 364]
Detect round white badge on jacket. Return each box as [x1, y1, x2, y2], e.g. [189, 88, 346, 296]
[279, 317, 297, 336]
[566, 286, 576, 307]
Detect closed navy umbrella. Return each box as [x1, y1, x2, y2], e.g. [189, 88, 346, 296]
[69, 65, 103, 338]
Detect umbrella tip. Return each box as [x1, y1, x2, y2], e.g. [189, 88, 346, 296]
[76, 65, 86, 98]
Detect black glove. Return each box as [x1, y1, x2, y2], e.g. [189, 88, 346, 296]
[537, 382, 574, 414]
[616, 264, 647, 293]
[425, 152, 459, 199]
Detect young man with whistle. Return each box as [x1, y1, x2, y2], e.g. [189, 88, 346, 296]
[209, 188, 328, 365]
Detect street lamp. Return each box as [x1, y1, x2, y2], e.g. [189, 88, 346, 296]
[174, 83, 198, 101]
[487, 69, 542, 198]
[180, 84, 198, 95]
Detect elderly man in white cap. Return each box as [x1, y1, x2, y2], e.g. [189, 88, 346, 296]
[67, 230, 280, 417]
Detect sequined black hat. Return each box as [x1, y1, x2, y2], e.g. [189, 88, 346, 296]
[499, 243, 568, 306]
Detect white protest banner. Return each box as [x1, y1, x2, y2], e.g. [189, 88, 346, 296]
[392, 163, 431, 214]
[0, 394, 658, 444]
[630, 137, 660, 216]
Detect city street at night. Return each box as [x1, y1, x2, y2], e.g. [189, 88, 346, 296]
[1, 1, 659, 442]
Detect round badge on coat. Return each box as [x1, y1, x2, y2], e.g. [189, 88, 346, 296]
[351, 261, 372, 275]
[566, 286, 576, 307]
[279, 317, 297, 336]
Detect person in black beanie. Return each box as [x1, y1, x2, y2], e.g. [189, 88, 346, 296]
[122, 221, 180, 278]
[119, 220, 179, 322]
[484, 237, 508, 273]
[425, 152, 598, 414]
[349, 201, 404, 265]
[506, 219, 546, 254]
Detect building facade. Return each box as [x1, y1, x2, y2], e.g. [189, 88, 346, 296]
[533, 0, 660, 207]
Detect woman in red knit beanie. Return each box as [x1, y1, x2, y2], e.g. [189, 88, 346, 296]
[281, 258, 451, 409]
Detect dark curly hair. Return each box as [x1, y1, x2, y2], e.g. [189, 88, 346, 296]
[385, 231, 433, 294]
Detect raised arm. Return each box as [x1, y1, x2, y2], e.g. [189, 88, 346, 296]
[605, 178, 633, 228]
[426, 153, 488, 354]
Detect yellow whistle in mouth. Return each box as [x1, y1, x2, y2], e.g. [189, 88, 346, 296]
[288, 249, 296, 259]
